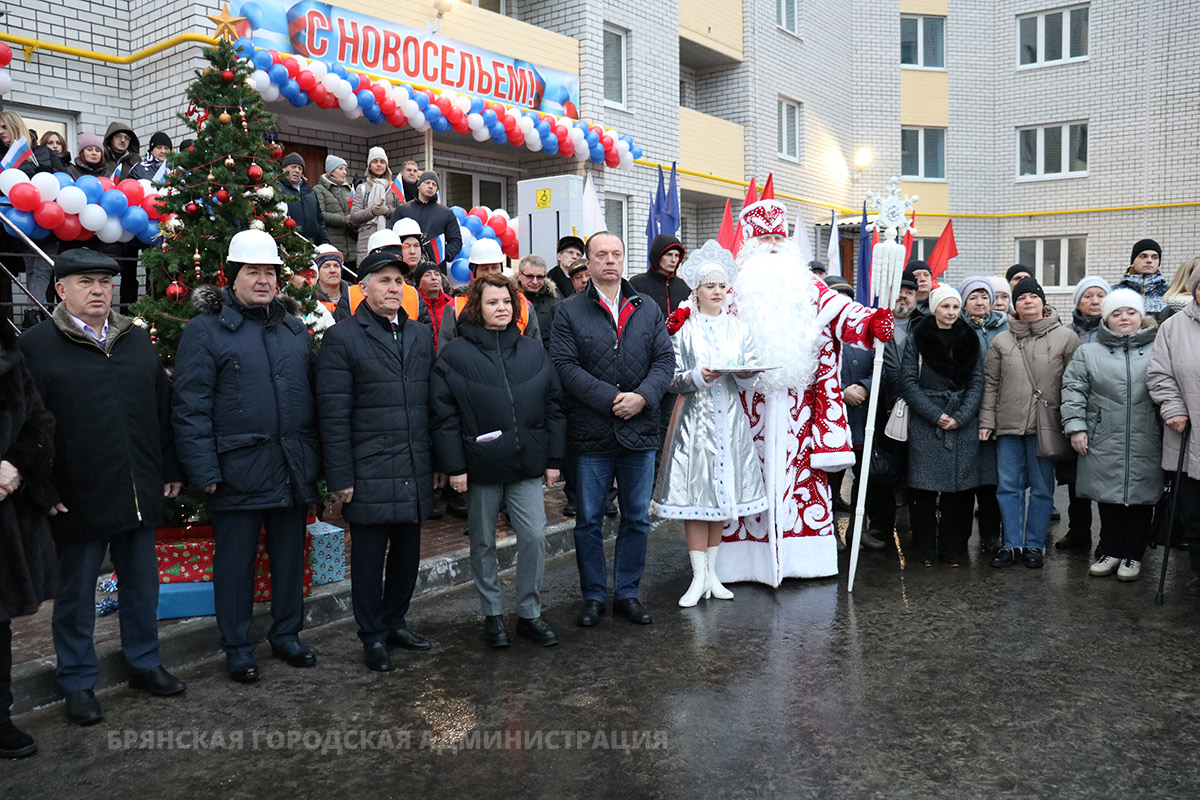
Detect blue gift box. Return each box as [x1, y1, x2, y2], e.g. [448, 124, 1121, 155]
[157, 581, 216, 620]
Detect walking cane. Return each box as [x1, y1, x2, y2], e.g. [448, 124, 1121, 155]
[848, 179, 916, 592]
[1155, 421, 1190, 605]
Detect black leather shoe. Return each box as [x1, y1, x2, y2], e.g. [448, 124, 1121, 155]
[484, 615, 510, 648]
[516, 617, 559, 646]
[1054, 533, 1090, 551]
[364, 642, 392, 672]
[1023, 548, 1045, 569]
[576, 599, 605, 627]
[604, 500, 619, 517]
[446, 494, 468, 519]
[614, 597, 652, 625]
[388, 628, 432, 651]
[427, 505, 444, 520]
[64, 690, 104, 726]
[990, 547, 1017, 568]
[226, 654, 259, 683]
[0, 718, 37, 759]
[128, 665, 186, 697]
[271, 640, 317, 668]
[562, 502, 576, 517]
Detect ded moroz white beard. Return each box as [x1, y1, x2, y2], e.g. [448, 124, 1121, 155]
[732, 238, 822, 393]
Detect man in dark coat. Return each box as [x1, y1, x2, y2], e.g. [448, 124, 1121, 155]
[172, 230, 321, 683]
[549, 232, 675, 628]
[547, 235, 584, 299]
[102, 120, 140, 180]
[278, 152, 329, 245]
[316, 252, 435, 672]
[18, 248, 185, 726]
[517, 254, 558, 349]
[390, 171, 462, 267]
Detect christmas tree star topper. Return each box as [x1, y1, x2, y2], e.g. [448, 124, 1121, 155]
[207, 4, 246, 43]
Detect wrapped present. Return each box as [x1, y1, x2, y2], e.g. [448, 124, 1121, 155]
[307, 521, 346, 586]
[156, 526, 216, 584]
[253, 533, 314, 602]
[157, 582, 215, 620]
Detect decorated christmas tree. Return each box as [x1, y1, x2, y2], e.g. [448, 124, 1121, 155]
[131, 36, 316, 369]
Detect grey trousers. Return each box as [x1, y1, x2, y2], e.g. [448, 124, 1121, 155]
[466, 477, 547, 618]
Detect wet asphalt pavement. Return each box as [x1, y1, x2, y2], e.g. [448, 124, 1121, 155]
[6, 502, 1200, 799]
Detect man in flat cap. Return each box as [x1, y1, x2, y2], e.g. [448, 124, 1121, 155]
[548, 236, 585, 299]
[390, 170, 461, 268]
[18, 248, 186, 725]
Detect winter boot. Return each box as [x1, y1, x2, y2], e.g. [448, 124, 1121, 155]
[706, 546, 734, 600]
[678, 551, 709, 607]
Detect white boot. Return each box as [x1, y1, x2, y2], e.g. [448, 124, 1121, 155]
[678, 551, 709, 607]
[706, 546, 734, 600]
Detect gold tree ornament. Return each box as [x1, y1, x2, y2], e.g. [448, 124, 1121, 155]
[207, 4, 246, 42]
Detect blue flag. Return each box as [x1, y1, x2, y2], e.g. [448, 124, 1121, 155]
[645, 191, 658, 266]
[662, 162, 680, 236]
[856, 201, 872, 306]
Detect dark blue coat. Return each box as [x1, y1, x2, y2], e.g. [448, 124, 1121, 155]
[277, 179, 329, 245]
[172, 287, 320, 511]
[548, 280, 675, 453]
[316, 303, 435, 525]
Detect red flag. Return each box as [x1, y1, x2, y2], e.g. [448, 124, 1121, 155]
[927, 219, 958, 278]
[717, 199, 742, 259]
[743, 177, 758, 211]
[902, 208, 916, 264]
[761, 174, 775, 200]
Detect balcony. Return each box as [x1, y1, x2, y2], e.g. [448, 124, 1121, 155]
[679, 0, 743, 69]
[679, 107, 745, 201]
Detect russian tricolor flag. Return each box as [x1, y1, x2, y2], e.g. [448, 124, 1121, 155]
[390, 175, 406, 201]
[0, 137, 32, 170]
[425, 234, 445, 264]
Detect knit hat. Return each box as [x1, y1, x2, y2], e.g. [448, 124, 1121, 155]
[413, 261, 442, 284]
[1072, 276, 1109, 309]
[77, 132, 103, 153]
[417, 170, 438, 186]
[1006, 264, 1033, 283]
[148, 131, 172, 150]
[905, 260, 931, 278]
[929, 285, 962, 313]
[958, 276, 994, 306]
[1101, 288, 1145, 321]
[1130, 238, 1162, 265]
[281, 152, 305, 169]
[822, 274, 853, 297]
[988, 276, 1010, 298]
[1012, 276, 1046, 306]
[325, 154, 347, 174]
[367, 147, 388, 168]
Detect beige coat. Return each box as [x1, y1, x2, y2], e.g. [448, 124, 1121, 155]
[1147, 301, 1200, 478]
[980, 313, 1080, 436]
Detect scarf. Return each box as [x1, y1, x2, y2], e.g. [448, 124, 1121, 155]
[364, 177, 391, 234]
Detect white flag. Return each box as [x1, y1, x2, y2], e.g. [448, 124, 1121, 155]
[791, 207, 814, 265]
[826, 211, 841, 275]
[581, 174, 605, 238]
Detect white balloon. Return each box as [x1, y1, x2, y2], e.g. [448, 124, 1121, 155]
[97, 216, 124, 243]
[401, 99, 419, 117]
[409, 111, 426, 128]
[460, 228, 475, 245]
[57, 186, 87, 214]
[0, 71, 11, 96]
[477, 207, 492, 220]
[467, 113, 484, 131]
[526, 137, 543, 152]
[619, 151, 634, 169]
[30, 172, 60, 202]
[574, 147, 590, 162]
[333, 79, 354, 100]
[263, 85, 281, 102]
[517, 116, 535, 134]
[0, 168, 30, 195]
[344, 106, 363, 119]
[376, 78, 392, 92]
[309, 61, 328, 80]
[137, 178, 155, 193]
[321, 72, 340, 91]
[454, 96, 472, 113]
[338, 92, 358, 112]
[616, 139, 630, 154]
[492, 209, 509, 222]
[471, 127, 490, 142]
[79, 204, 108, 231]
[118, 228, 137, 243]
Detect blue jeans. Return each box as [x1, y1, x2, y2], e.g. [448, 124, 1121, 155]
[574, 449, 655, 602]
[996, 434, 1056, 549]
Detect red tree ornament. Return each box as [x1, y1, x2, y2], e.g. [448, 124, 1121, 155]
[247, 164, 263, 182]
[221, 70, 234, 83]
[185, 203, 200, 216]
[283, 217, 297, 230]
[166, 278, 190, 303]
[215, 189, 230, 203]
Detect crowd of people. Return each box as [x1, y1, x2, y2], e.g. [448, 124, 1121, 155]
[2, 138, 1197, 764]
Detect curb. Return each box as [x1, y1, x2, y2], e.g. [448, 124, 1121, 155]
[11, 518, 584, 715]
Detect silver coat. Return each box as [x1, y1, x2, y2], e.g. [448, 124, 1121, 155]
[653, 312, 768, 520]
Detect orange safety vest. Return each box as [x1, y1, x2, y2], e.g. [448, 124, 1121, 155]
[450, 294, 531, 333]
[319, 284, 419, 320]
[318, 284, 366, 316]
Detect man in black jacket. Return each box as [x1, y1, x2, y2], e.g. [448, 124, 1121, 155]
[278, 153, 329, 245]
[547, 235, 584, 299]
[173, 230, 322, 683]
[390, 171, 462, 267]
[549, 232, 675, 628]
[18, 248, 186, 725]
[316, 251, 435, 671]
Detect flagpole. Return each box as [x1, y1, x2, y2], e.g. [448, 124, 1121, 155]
[848, 178, 917, 593]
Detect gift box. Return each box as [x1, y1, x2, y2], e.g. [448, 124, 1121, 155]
[157, 582, 216, 620]
[307, 521, 346, 586]
[253, 533, 314, 602]
[155, 526, 216, 584]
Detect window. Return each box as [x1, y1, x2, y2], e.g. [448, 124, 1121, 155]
[1017, 122, 1087, 178]
[7, 103, 76, 154]
[777, 97, 802, 161]
[911, 237, 940, 261]
[900, 127, 945, 180]
[472, 0, 505, 12]
[1018, 5, 1089, 67]
[604, 196, 626, 243]
[901, 16, 945, 68]
[444, 169, 507, 210]
[776, 0, 798, 35]
[603, 25, 626, 107]
[1015, 237, 1087, 287]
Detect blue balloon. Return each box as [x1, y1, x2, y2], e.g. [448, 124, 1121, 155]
[288, 92, 306, 108]
[452, 206, 467, 224]
[479, 225, 497, 241]
[295, 90, 310, 106]
[590, 149, 606, 164]
[482, 110, 498, 127]
[137, 225, 162, 245]
[29, 223, 50, 240]
[268, 63, 288, 85]
[414, 92, 429, 111]
[449, 259, 472, 285]
[424, 103, 441, 120]
[468, 97, 484, 114]
[234, 38, 254, 58]
[251, 48, 274, 71]
[431, 116, 451, 132]
[100, 189, 129, 216]
[585, 131, 599, 147]
[465, 216, 483, 236]
[491, 127, 507, 144]
[54, 172, 75, 189]
[3, 209, 34, 236]
[534, 120, 550, 138]
[346, 72, 360, 91]
[332, 63, 347, 78]
[76, 175, 103, 204]
[356, 89, 375, 108]
[121, 206, 150, 234]
[543, 138, 558, 155]
[630, 144, 643, 160]
[460, 241, 472, 257]
[280, 78, 299, 99]
[366, 107, 385, 124]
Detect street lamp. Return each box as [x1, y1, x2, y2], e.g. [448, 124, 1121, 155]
[855, 148, 873, 172]
[430, 0, 454, 33]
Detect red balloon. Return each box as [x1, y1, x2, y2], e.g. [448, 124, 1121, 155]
[97, 177, 115, 193]
[387, 112, 408, 129]
[7, 183, 40, 212]
[556, 127, 569, 143]
[509, 131, 525, 147]
[559, 140, 574, 158]
[33, 200, 65, 229]
[270, 50, 282, 65]
[0, 41, 12, 68]
[502, 115, 516, 132]
[469, 207, 488, 223]
[503, 240, 519, 260]
[600, 135, 614, 150]
[487, 216, 507, 234]
[357, 77, 372, 95]
[297, 71, 316, 91]
[500, 228, 516, 247]
[371, 84, 386, 103]
[446, 107, 463, 125]
[118, 179, 144, 206]
[379, 98, 396, 116]
[57, 214, 82, 241]
[282, 58, 299, 78]
[141, 194, 162, 220]
[309, 84, 328, 104]
[74, 224, 94, 242]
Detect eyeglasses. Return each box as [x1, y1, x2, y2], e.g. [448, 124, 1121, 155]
[520, 273, 546, 281]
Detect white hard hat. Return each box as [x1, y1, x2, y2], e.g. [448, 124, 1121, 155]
[468, 238, 504, 265]
[315, 243, 341, 256]
[393, 217, 423, 242]
[227, 229, 282, 265]
[367, 228, 403, 253]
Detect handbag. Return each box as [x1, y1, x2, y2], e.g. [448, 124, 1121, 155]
[1017, 341, 1073, 461]
[883, 356, 921, 442]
